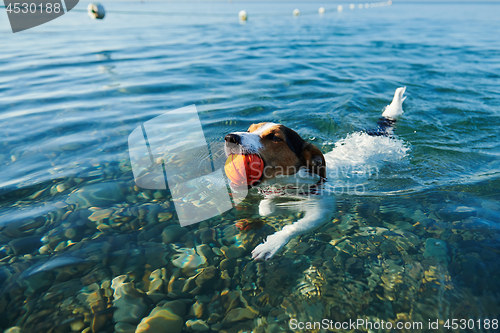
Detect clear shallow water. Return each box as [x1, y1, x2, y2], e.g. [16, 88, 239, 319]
[1, 1, 499, 332]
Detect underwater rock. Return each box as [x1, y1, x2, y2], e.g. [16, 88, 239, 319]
[135, 305, 183, 333]
[76, 285, 110, 332]
[138, 224, 165, 243]
[172, 248, 206, 269]
[8, 235, 42, 255]
[88, 208, 113, 222]
[181, 275, 200, 295]
[220, 245, 246, 259]
[148, 279, 163, 293]
[161, 299, 189, 318]
[66, 182, 126, 208]
[219, 258, 236, 275]
[423, 238, 448, 264]
[101, 280, 113, 298]
[206, 313, 222, 325]
[220, 289, 244, 312]
[196, 227, 216, 244]
[148, 272, 164, 294]
[167, 271, 186, 298]
[438, 205, 476, 221]
[222, 307, 257, 324]
[161, 225, 187, 244]
[190, 301, 204, 318]
[196, 244, 215, 264]
[296, 265, 325, 298]
[114, 322, 136, 333]
[2, 215, 45, 238]
[212, 247, 223, 256]
[195, 266, 218, 289]
[111, 275, 149, 326]
[185, 319, 210, 331]
[69, 320, 85, 331]
[221, 224, 239, 245]
[63, 227, 78, 239]
[158, 212, 173, 223]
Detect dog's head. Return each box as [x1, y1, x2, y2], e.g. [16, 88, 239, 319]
[224, 122, 326, 183]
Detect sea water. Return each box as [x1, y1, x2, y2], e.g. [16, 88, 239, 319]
[0, 1, 499, 331]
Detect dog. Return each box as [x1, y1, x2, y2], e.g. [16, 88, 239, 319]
[224, 87, 407, 260]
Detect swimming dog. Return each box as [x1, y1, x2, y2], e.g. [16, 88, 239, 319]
[224, 87, 407, 260]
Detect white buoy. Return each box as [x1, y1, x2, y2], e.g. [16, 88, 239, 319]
[88, 3, 105, 19]
[238, 10, 248, 21]
[293, 8, 300, 16]
[318, 7, 325, 15]
[350, 4, 356, 10]
[337, 5, 343, 12]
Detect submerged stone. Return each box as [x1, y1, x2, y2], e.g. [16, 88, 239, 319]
[66, 182, 126, 208]
[185, 319, 210, 331]
[423, 238, 448, 264]
[135, 306, 183, 333]
[111, 275, 149, 325]
[172, 248, 206, 269]
[8, 235, 42, 255]
[222, 307, 256, 324]
[161, 225, 187, 244]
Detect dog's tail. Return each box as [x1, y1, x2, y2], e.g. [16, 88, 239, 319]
[367, 87, 407, 136]
[382, 86, 406, 120]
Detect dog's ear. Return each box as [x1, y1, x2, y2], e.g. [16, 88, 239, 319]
[302, 143, 326, 179]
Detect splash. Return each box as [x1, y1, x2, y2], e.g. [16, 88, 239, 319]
[325, 132, 409, 183]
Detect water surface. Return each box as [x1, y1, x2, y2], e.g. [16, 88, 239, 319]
[0, 1, 499, 332]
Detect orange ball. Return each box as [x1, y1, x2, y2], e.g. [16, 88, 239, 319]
[224, 154, 264, 187]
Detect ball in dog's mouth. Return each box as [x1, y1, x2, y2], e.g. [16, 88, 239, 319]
[224, 154, 264, 187]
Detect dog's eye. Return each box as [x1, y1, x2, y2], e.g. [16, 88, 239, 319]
[266, 133, 283, 142]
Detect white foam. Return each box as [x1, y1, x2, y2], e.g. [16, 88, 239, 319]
[325, 131, 409, 182]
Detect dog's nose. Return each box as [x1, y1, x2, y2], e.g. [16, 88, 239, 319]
[225, 133, 241, 144]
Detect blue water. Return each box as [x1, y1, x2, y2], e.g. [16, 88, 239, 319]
[1, 1, 499, 331]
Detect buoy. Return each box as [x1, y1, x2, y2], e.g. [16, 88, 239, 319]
[337, 5, 343, 12]
[88, 3, 105, 19]
[238, 10, 248, 21]
[350, 4, 355, 10]
[318, 7, 325, 15]
[293, 8, 300, 16]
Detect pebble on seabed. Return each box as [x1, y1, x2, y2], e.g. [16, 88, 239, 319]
[136, 306, 183, 333]
[88, 3, 106, 19]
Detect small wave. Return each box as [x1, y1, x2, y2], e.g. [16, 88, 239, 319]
[325, 131, 409, 181]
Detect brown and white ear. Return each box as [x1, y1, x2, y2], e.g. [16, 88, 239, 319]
[302, 143, 326, 179]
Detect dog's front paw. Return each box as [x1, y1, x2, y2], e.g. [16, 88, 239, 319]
[251, 233, 290, 260]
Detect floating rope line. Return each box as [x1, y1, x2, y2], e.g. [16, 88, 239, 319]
[80, 1, 393, 19]
[0, 1, 394, 21]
